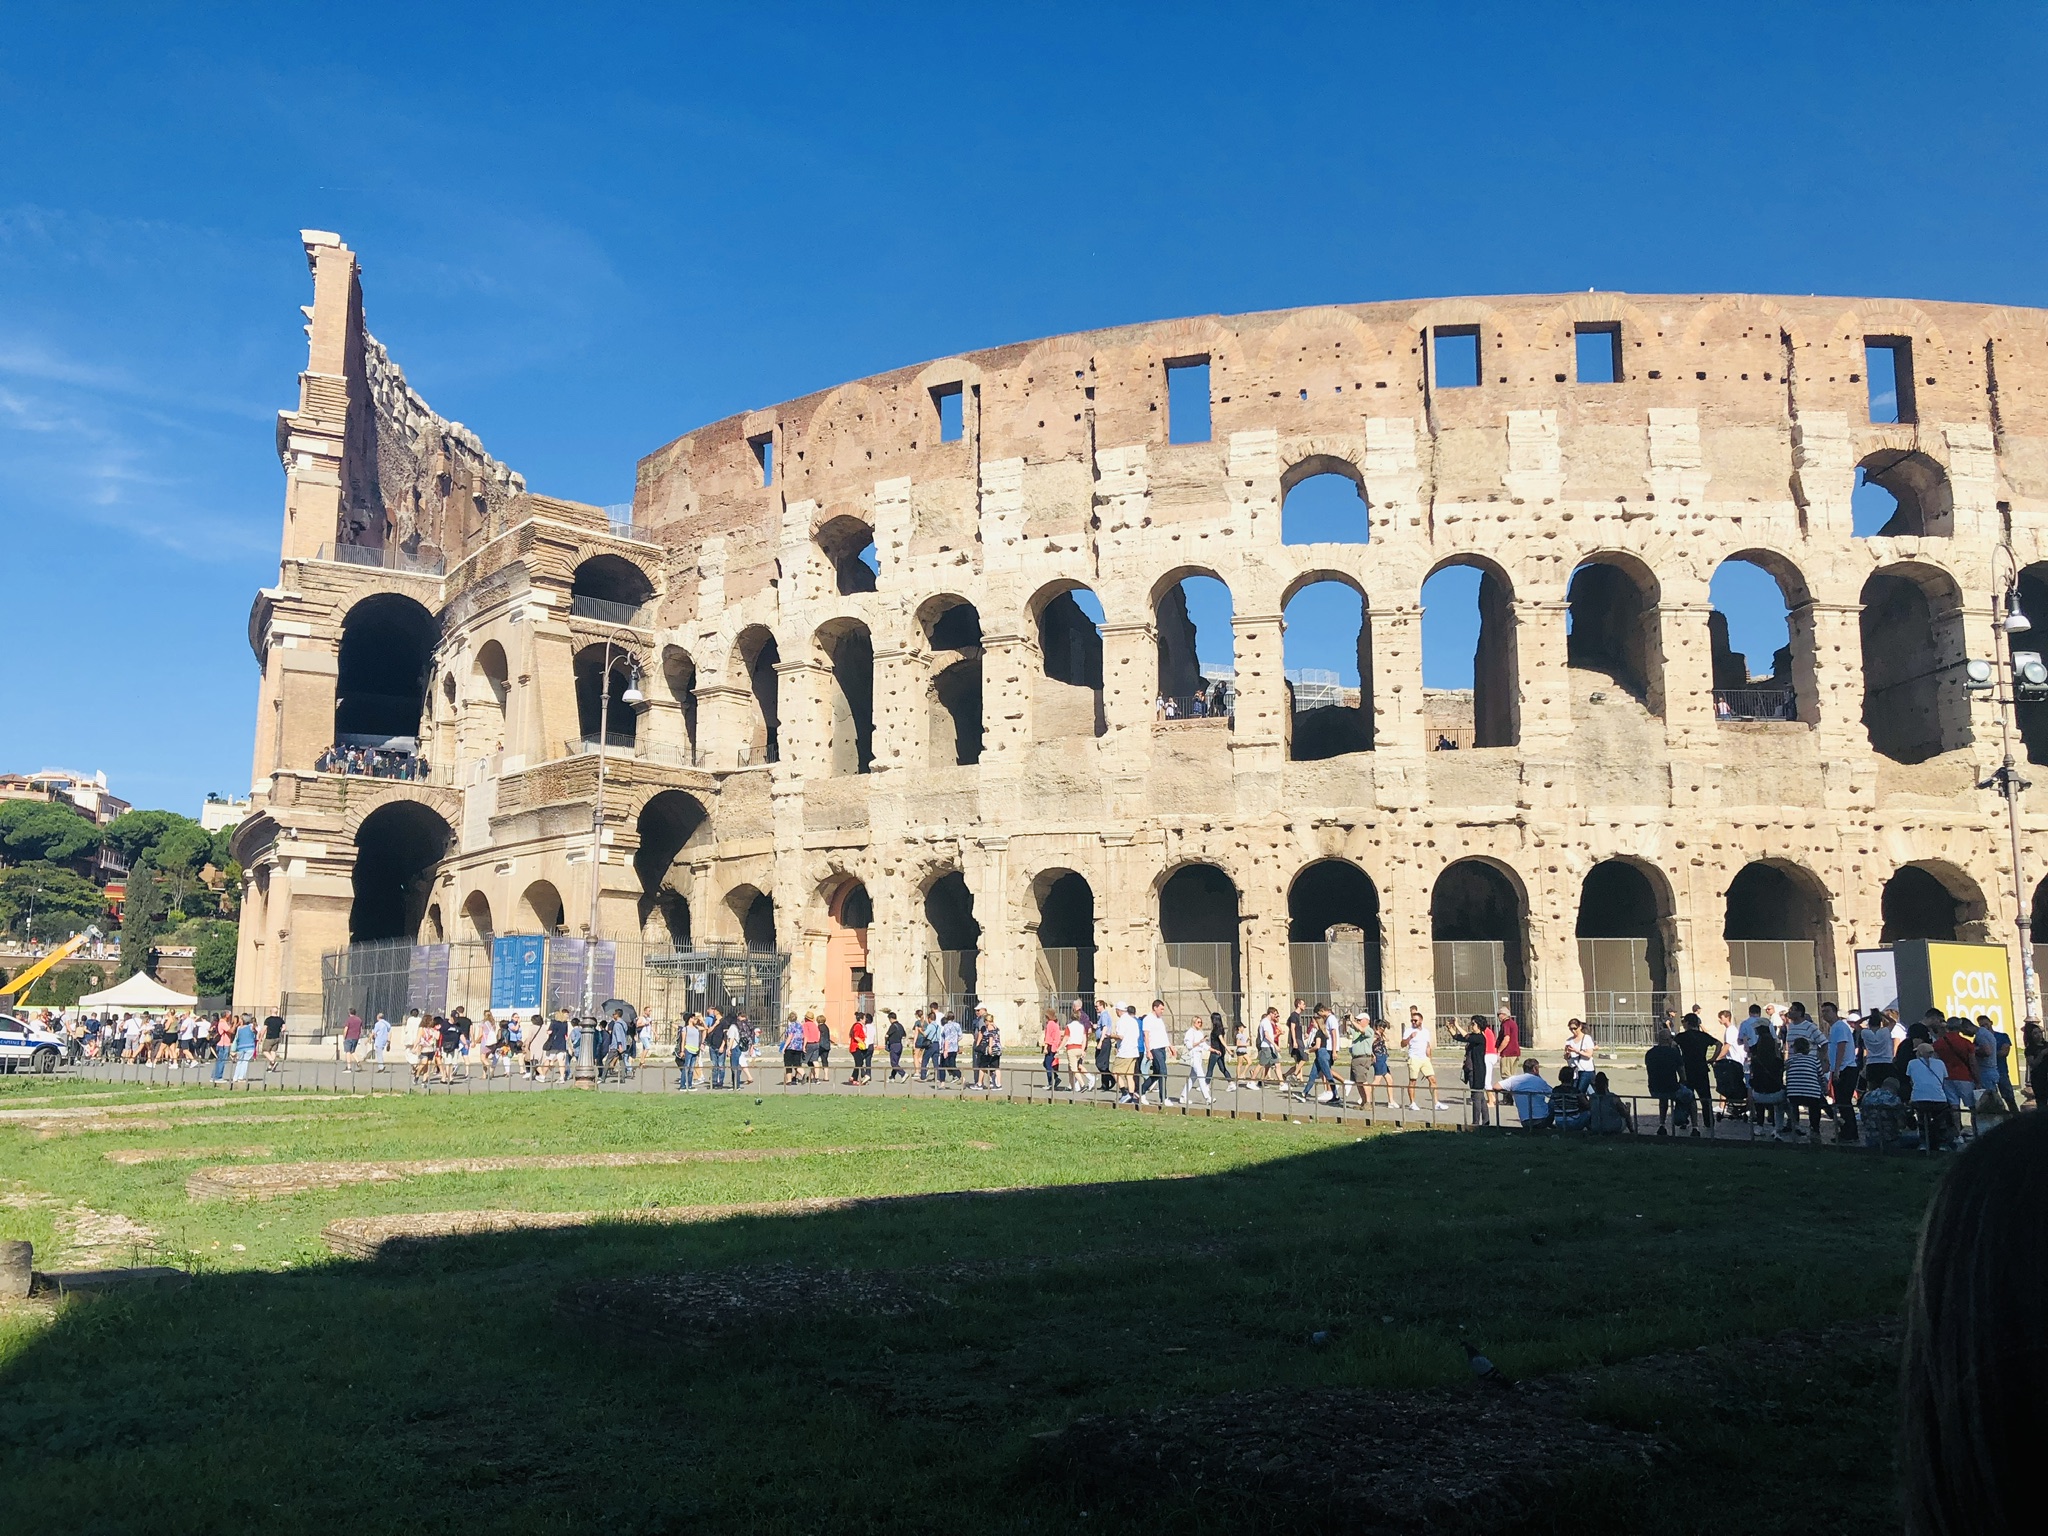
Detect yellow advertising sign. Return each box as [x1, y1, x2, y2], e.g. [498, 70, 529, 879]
[1924, 942, 2016, 1037]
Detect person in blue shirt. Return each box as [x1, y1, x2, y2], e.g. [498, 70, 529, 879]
[230, 1016, 257, 1083]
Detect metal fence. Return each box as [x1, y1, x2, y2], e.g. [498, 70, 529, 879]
[64, 1052, 2015, 1153]
[313, 541, 445, 576]
[1156, 942, 1240, 1027]
[1715, 686, 1797, 722]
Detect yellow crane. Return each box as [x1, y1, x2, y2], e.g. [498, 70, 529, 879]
[0, 931, 91, 1010]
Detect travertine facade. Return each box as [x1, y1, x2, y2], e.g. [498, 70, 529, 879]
[234, 230, 2048, 1040]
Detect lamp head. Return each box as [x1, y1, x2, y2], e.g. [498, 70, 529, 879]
[621, 684, 646, 707]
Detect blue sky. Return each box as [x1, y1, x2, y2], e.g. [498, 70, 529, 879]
[4, 3, 2045, 811]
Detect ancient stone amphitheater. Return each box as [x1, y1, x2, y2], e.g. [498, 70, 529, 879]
[233, 231, 2048, 1043]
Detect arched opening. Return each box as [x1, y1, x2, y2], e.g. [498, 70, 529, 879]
[923, 871, 980, 1012]
[635, 790, 707, 948]
[569, 555, 655, 622]
[1287, 860, 1382, 1013]
[921, 598, 983, 767]
[740, 890, 778, 952]
[1157, 863, 1241, 1024]
[1567, 557, 1663, 715]
[1860, 565, 1970, 764]
[1033, 870, 1097, 1012]
[334, 593, 437, 752]
[931, 660, 984, 766]
[1281, 458, 1369, 545]
[824, 880, 874, 1033]
[1283, 578, 1372, 758]
[817, 515, 880, 595]
[2013, 564, 2048, 766]
[1852, 450, 1953, 539]
[348, 800, 452, 942]
[471, 640, 510, 754]
[1724, 861, 1830, 1014]
[735, 627, 780, 764]
[519, 880, 566, 936]
[461, 890, 494, 944]
[1421, 560, 1517, 748]
[1882, 865, 1965, 943]
[1710, 556, 1810, 723]
[421, 902, 444, 943]
[818, 620, 875, 774]
[1431, 860, 1528, 1034]
[573, 644, 640, 750]
[1576, 859, 1673, 1042]
[1154, 573, 1235, 721]
[662, 645, 699, 762]
[1035, 583, 1107, 738]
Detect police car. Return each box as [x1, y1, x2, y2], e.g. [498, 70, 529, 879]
[0, 1015, 71, 1074]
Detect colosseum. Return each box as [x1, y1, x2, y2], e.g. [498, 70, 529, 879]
[232, 229, 2048, 1045]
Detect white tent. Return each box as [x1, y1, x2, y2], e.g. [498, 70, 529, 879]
[77, 972, 199, 1011]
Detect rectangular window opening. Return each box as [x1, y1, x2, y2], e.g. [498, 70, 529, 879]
[1432, 326, 1480, 389]
[1864, 336, 1915, 424]
[1166, 357, 1211, 443]
[1574, 323, 1621, 385]
[932, 383, 965, 443]
[750, 434, 774, 487]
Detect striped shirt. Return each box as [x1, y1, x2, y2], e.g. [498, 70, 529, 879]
[1784, 1051, 1829, 1099]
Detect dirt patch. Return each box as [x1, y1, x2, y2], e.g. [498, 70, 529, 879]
[1025, 1381, 1655, 1533]
[0, 1094, 356, 1124]
[36, 1112, 385, 1140]
[189, 1142, 928, 1201]
[320, 1175, 1193, 1261]
[105, 1146, 274, 1165]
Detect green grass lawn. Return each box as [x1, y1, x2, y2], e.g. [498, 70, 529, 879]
[0, 1077, 1939, 1534]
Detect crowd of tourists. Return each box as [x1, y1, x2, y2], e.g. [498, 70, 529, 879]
[313, 745, 430, 779]
[23, 991, 2045, 1152]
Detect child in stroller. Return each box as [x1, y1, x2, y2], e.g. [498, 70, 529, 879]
[1712, 1055, 1751, 1123]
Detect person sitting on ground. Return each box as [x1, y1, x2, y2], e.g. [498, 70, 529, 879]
[1900, 1112, 2048, 1536]
[1749, 1029, 1791, 1139]
[1644, 1026, 1685, 1136]
[1500, 1056, 1552, 1128]
[1860, 1072, 1908, 1151]
[1585, 1071, 1634, 1135]
[1549, 1062, 1589, 1130]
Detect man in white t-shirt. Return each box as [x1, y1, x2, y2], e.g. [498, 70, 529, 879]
[1823, 1002, 1859, 1143]
[1112, 1006, 1141, 1100]
[1401, 1006, 1451, 1110]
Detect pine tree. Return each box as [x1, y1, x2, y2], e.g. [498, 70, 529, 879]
[119, 860, 167, 980]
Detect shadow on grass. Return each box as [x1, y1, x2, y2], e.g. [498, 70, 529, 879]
[0, 1131, 1932, 1535]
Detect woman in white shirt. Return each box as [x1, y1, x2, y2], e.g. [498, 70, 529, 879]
[1177, 1022, 1212, 1105]
[1563, 1018, 1597, 1091]
[1907, 1042, 1957, 1151]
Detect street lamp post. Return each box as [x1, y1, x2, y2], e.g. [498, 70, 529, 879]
[1986, 559, 2042, 1032]
[576, 627, 644, 1083]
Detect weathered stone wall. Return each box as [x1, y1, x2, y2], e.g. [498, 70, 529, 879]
[234, 239, 2048, 1040]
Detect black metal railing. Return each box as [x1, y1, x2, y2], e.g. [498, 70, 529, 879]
[1715, 687, 1797, 722]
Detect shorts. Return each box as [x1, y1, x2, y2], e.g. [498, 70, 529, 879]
[1289, 1048, 1305, 1063]
[1349, 1059, 1372, 1084]
[344, 1039, 359, 1054]
[1484, 1054, 1500, 1090]
[803, 1044, 820, 1065]
[1407, 1057, 1434, 1078]
[784, 1049, 804, 1069]
[1372, 1051, 1389, 1075]
[1257, 1047, 1278, 1067]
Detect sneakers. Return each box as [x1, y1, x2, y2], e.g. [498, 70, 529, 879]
[1432, 1101, 1456, 1110]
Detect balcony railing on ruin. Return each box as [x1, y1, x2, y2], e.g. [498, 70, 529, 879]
[1714, 687, 1798, 722]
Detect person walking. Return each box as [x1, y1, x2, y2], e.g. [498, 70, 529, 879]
[1064, 1005, 1088, 1090]
[342, 1010, 364, 1073]
[940, 1011, 963, 1085]
[1254, 1006, 1282, 1089]
[1402, 1007, 1449, 1110]
[779, 1015, 803, 1085]
[371, 1010, 393, 1072]
[1495, 1004, 1522, 1087]
[1138, 1002, 1172, 1107]
[1826, 1004, 1860, 1142]
[1177, 1017, 1212, 1106]
[1041, 1011, 1064, 1091]
[1206, 1010, 1236, 1092]
[1283, 999, 1310, 1088]
[884, 1010, 906, 1080]
[847, 1013, 870, 1085]
[1294, 1010, 1339, 1106]
[230, 1014, 257, 1084]
[211, 1014, 235, 1082]
[261, 1010, 285, 1074]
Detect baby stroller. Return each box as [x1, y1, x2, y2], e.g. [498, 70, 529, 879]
[1712, 1057, 1751, 1123]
